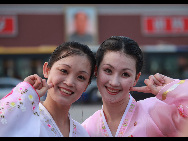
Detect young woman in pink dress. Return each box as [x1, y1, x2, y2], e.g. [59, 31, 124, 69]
[82, 36, 188, 137]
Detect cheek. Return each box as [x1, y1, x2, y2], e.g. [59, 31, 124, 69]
[97, 71, 108, 86]
[74, 78, 90, 95]
[96, 71, 111, 97]
[47, 74, 61, 85]
[121, 79, 135, 90]
[77, 83, 88, 93]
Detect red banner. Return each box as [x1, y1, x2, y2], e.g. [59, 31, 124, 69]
[142, 16, 188, 36]
[0, 15, 17, 36]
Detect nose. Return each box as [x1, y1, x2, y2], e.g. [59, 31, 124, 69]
[64, 75, 75, 87]
[109, 74, 120, 87]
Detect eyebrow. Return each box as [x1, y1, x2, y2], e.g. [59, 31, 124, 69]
[58, 63, 89, 75]
[103, 64, 114, 69]
[103, 64, 133, 72]
[59, 64, 71, 68]
[79, 71, 90, 75]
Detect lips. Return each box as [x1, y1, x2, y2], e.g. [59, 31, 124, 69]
[58, 87, 74, 96]
[105, 86, 121, 95]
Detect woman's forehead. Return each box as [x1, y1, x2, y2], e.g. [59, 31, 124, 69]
[55, 55, 91, 71]
[101, 51, 137, 70]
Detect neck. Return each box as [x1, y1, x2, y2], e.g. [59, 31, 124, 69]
[42, 94, 71, 125]
[102, 95, 130, 122]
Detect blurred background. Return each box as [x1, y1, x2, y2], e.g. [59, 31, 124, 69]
[0, 4, 188, 122]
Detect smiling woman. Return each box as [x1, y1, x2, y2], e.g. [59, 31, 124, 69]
[47, 42, 95, 84]
[82, 36, 188, 137]
[0, 41, 96, 137]
[97, 51, 139, 103]
[43, 54, 91, 105]
[95, 36, 142, 106]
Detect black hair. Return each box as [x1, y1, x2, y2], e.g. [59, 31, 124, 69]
[48, 41, 96, 84]
[96, 36, 143, 75]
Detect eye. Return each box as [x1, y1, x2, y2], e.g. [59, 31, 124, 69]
[60, 69, 68, 74]
[77, 75, 86, 81]
[104, 68, 112, 74]
[122, 72, 130, 77]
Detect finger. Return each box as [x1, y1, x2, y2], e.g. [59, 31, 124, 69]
[145, 79, 154, 88]
[48, 83, 54, 89]
[33, 74, 42, 89]
[24, 75, 35, 85]
[154, 73, 165, 84]
[34, 74, 42, 84]
[144, 79, 159, 95]
[144, 79, 150, 85]
[37, 83, 43, 90]
[37, 80, 53, 97]
[130, 86, 151, 93]
[36, 79, 48, 97]
[41, 79, 48, 89]
[36, 76, 43, 90]
[149, 75, 162, 86]
[42, 79, 53, 90]
[163, 75, 174, 85]
[153, 75, 163, 86]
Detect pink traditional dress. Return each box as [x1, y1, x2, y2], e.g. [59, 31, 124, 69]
[82, 79, 188, 137]
[0, 82, 89, 137]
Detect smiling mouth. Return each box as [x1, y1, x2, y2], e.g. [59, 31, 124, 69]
[105, 86, 121, 95]
[59, 87, 74, 96]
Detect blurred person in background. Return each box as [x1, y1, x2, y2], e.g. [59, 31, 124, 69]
[69, 11, 94, 45]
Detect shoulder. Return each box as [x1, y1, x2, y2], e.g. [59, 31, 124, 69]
[136, 97, 164, 113]
[82, 110, 101, 126]
[81, 110, 101, 136]
[71, 118, 89, 137]
[137, 97, 161, 105]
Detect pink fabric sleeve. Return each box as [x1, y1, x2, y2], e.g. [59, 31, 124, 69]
[156, 79, 188, 118]
[81, 110, 101, 137]
[151, 79, 188, 136]
[0, 82, 40, 136]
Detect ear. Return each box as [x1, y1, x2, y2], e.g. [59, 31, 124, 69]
[133, 72, 141, 86]
[43, 62, 50, 78]
[94, 65, 97, 77]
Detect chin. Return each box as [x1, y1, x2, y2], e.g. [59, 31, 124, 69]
[49, 94, 73, 106]
[102, 92, 129, 105]
[102, 96, 120, 104]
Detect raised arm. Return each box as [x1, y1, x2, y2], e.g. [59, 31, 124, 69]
[0, 74, 53, 136]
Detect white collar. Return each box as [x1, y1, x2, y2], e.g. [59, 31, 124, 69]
[100, 94, 134, 137]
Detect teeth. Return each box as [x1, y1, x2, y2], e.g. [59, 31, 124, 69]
[107, 88, 119, 93]
[61, 88, 72, 95]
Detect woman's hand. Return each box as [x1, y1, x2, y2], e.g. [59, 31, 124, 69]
[24, 74, 53, 97]
[130, 73, 174, 95]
